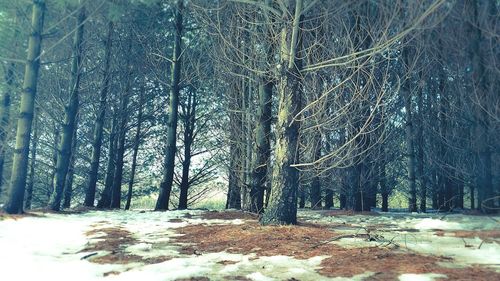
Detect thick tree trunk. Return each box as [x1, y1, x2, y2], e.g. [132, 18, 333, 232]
[155, 0, 183, 210]
[249, 79, 272, 213]
[125, 89, 144, 210]
[261, 0, 303, 225]
[84, 21, 113, 207]
[49, 4, 85, 211]
[3, 0, 45, 214]
[471, 0, 495, 213]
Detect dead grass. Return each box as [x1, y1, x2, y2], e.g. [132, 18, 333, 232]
[80, 226, 171, 265]
[173, 212, 500, 281]
[198, 210, 258, 220]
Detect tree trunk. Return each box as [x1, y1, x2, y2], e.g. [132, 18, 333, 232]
[110, 39, 133, 210]
[470, 0, 494, 213]
[261, 0, 303, 225]
[309, 133, 322, 209]
[62, 126, 78, 209]
[250, 0, 273, 214]
[96, 114, 118, 208]
[48, 123, 59, 201]
[417, 84, 427, 212]
[125, 88, 144, 210]
[84, 21, 113, 207]
[178, 90, 196, 210]
[155, 0, 183, 211]
[404, 87, 417, 212]
[227, 84, 242, 209]
[24, 108, 39, 210]
[0, 61, 15, 194]
[3, 0, 45, 214]
[49, 4, 85, 211]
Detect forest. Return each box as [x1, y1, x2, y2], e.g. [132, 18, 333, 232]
[0, 0, 499, 280]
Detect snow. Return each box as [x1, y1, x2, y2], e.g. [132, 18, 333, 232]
[298, 210, 500, 268]
[398, 273, 447, 281]
[1, 209, 498, 280]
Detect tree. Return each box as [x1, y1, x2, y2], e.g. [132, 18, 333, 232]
[155, 0, 184, 211]
[261, 0, 304, 225]
[84, 21, 114, 207]
[3, 0, 46, 214]
[49, 2, 86, 211]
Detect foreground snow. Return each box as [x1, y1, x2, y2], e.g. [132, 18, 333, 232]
[0, 209, 498, 280]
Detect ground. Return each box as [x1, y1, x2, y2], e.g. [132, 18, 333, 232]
[0, 209, 499, 281]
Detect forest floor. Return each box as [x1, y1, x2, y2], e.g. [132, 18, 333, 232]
[0, 209, 499, 281]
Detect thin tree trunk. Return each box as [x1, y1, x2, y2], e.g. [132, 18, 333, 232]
[49, 123, 59, 201]
[227, 84, 242, 209]
[96, 114, 118, 208]
[155, 0, 183, 210]
[110, 39, 133, 210]
[309, 134, 322, 209]
[125, 88, 144, 210]
[62, 126, 78, 209]
[417, 84, 427, 212]
[0, 61, 15, 193]
[178, 91, 196, 210]
[84, 21, 113, 207]
[404, 87, 417, 212]
[3, 0, 45, 214]
[25, 108, 39, 210]
[49, 4, 85, 211]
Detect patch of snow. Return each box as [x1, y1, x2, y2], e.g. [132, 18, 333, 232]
[398, 273, 447, 281]
[413, 218, 461, 230]
[246, 272, 275, 281]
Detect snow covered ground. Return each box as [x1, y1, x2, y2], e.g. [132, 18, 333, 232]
[0, 209, 498, 281]
[298, 210, 500, 268]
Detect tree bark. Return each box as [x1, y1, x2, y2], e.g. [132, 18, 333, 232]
[96, 114, 118, 208]
[49, 3, 85, 211]
[62, 126, 78, 209]
[125, 87, 144, 210]
[3, 0, 45, 214]
[178, 90, 196, 210]
[470, 0, 494, 213]
[404, 83, 417, 213]
[155, 0, 183, 210]
[110, 39, 133, 209]
[84, 21, 113, 207]
[24, 108, 38, 210]
[0, 61, 15, 194]
[261, 0, 303, 225]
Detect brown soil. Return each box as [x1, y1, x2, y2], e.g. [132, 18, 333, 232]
[173, 213, 500, 281]
[197, 210, 258, 220]
[81, 226, 171, 265]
